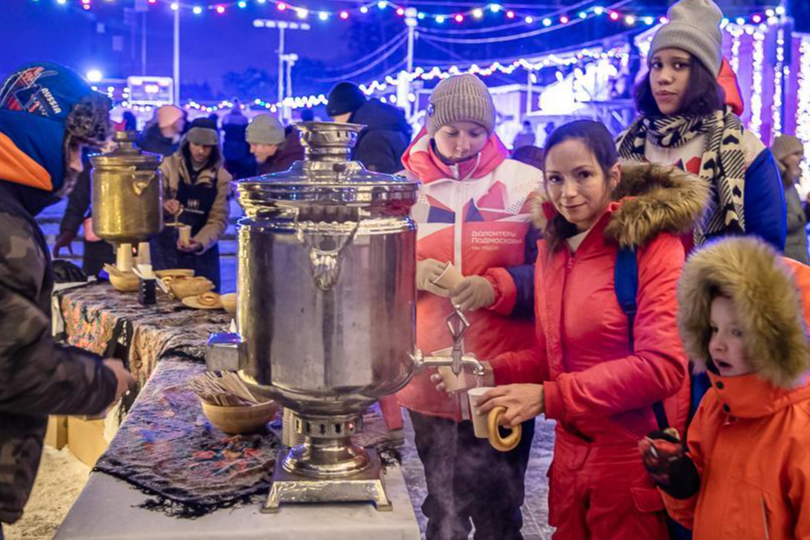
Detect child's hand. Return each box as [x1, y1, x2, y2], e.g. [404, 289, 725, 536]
[638, 429, 684, 487]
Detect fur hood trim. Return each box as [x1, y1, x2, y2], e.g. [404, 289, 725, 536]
[530, 163, 710, 248]
[678, 237, 810, 388]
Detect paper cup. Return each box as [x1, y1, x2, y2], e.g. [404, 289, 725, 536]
[116, 243, 133, 272]
[179, 225, 192, 246]
[432, 262, 464, 291]
[467, 386, 494, 439]
[137, 241, 151, 266]
[437, 366, 468, 393]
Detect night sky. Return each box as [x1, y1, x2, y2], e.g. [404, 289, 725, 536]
[1, 0, 791, 102]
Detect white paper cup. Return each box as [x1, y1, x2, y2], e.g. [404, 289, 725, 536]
[116, 243, 133, 272]
[137, 241, 151, 266]
[467, 386, 494, 439]
[179, 225, 192, 246]
[432, 262, 464, 291]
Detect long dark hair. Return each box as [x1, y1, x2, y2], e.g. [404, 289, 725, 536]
[542, 120, 618, 252]
[634, 54, 725, 118]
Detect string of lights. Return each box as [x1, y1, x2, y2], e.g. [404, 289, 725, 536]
[35, 0, 785, 32]
[797, 36, 810, 188]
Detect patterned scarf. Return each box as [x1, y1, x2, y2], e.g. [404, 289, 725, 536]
[617, 107, 747, 246]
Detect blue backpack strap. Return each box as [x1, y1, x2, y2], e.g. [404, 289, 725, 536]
[615, 246, 669, 431]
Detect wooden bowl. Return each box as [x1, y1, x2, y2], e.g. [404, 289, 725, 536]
[201, 399, 279, 435]
[169, 276, 214, 299]
[220, 293, 237, 316]
[155, 269, 195, 279]
[109, 271, 140, 293]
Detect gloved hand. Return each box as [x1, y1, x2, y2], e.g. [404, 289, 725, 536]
[638, 428, 683, 487]
[638, 428, 701, 499]
[416, 259, 450, 297]
[52, 259, 88, 283]
[53, 231, 76, 258]
[450, 276, 495, 311]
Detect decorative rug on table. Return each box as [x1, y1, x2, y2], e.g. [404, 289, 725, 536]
[94, 357, 398, 518]
[94, 358, 280, 518]
[58, 282, 232, 382]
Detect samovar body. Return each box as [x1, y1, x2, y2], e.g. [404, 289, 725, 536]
[90, 131, 163, 245]
[233, 122, 419, 511]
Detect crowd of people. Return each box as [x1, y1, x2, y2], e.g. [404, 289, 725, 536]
[1, 0, 810, 538]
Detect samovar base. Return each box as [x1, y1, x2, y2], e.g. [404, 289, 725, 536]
[264, 448, 392, 513]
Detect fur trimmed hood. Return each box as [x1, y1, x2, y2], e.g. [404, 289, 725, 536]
[678, 237, 810, 387]
[532, 163, 711, 248]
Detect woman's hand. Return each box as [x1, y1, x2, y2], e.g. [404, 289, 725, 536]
[177, 238, 203, 253]
[164, 199, 182, 216]
[476, 384, 545, 428]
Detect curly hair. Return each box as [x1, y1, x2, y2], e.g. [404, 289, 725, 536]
[64, 92, 112, 146]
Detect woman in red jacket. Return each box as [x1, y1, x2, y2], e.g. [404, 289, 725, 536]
[464, 120, 709, 539]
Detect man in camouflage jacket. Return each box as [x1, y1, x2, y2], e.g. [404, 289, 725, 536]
[0, 63, 133, 530]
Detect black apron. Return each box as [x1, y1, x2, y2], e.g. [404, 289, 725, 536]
[151, 171, 221, 291]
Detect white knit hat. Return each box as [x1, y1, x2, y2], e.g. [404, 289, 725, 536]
[649, 0, 724, 75]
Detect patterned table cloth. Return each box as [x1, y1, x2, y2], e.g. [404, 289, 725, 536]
[57, 282, 396, 517]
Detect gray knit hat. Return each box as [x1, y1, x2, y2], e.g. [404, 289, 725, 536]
[246, 114, 285, 146]
[185, 126, 219, 146]
[426, 74, 496, 137]
[772, 135, 805, 162]
[649, 0, 724, 76]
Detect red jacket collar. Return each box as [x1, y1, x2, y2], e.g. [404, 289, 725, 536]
[401, 126, 508, 184]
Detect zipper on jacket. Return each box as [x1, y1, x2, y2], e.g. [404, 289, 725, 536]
[761, 495, 771, 540]
[454, 181, 464, 274]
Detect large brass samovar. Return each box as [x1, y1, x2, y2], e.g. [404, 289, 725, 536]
[90, 130, 163, 246]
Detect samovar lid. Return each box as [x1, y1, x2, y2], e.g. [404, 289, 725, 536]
[90, 131, 162, 170]
[235, 122, 419, 208]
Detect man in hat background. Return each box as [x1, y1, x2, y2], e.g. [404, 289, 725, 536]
[154, 117, 231, 290]
[326, 81, 412, 174]
[246, 114, 304, 175]
[772, 134, 809, 263]
[0, 62, 134, 534]
[137, 104, 186, 157]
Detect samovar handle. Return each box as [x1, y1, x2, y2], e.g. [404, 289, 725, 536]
[131, 169, 157, 196]
[294, 216, 360, 291]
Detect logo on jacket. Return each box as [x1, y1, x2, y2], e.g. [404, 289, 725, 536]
[0, 67, 64, 117]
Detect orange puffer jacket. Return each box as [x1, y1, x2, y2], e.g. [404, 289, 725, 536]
[665, 239, 810, 539]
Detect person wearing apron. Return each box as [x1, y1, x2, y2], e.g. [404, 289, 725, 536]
[152, 118, 231, 291]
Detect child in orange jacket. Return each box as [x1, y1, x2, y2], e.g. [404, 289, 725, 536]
[640, 237, 810, 540]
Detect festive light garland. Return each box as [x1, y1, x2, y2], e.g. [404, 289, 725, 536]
[797, 37, 810, 191]
[36, 0, 781, 31]
[122, 43, 629, 114]
[750, 29, 766, 138]
[773, 27, 785, 139]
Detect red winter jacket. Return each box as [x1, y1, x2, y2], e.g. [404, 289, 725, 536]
[490, 164, 710, 442]
[396, 128, 543, 421]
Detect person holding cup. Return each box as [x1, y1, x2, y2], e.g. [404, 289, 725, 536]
[393, 73, 543, 540]
[151, 118, 231, 291]
[438, 120, 710, 539]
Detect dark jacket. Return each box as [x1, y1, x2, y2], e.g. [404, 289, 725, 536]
[350, 99, 412, 174]
[0, 63, 119, 523]
[0, 182, 117, 524]
[255, 126, 305, 175]
[137, 123, 179, 157]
